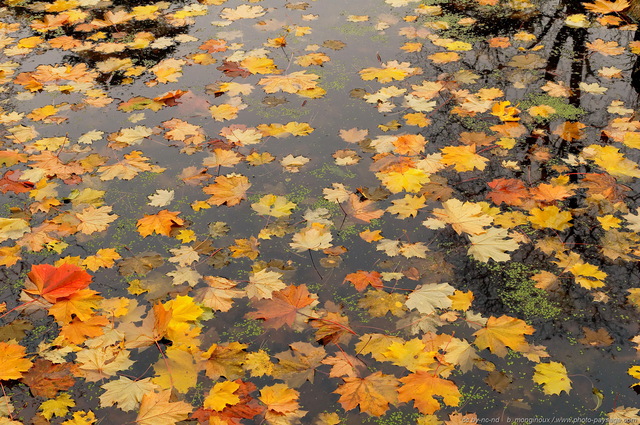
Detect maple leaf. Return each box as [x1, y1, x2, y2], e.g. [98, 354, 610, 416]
[60, 315, 110, 344]
[486, 178, 528, 206]
[528, 206, 572, 231]
[377, 168, 430, 193]
[387, 194, 426, 218]
[405, 283, 455, 314]
[75, 206, 118, 235]
[273, 342, 326, 387]
[358, 290, 407, 317]
[135, 390, 192, 425]
[203, 173, 251, 206]
[0, 217, 30, 242]
[136, 210, 184, 237]
[252, 194, 296, 217]
[196, 276, 244, 312]
[76, 344, 134, 382]
[0, 342, 32, 380]
[343, 193, 385, 223]
[99, 376, 160, 411]
[473, 315, 534, 357]
[582, 0, 629, 13]
[245, 269, 286, 299]
[468, 228, 519, 262]
[423, 199, 493, 235]
[202, 342, 247, 381]
[21, 359, 77, 397]
[583, 145, 640, 178]
[343, 270, 383, 292]
[48, 289, 102, 322]
[398, 371, 461, 414]
[258, 71, 319, 94]
[533, 362, 572, 395]
[310, 311, 355, 344]
[440, 144, 488, 172]
[25, 264, 92, 304]
[334, 371, 399, 416]
[382, 338, 437, 372]
[259, 383, 300, 414]
[204, 380, 241, 411]
[40, 393, 75, 420]
[290, 223, 333, 252]
[247, 284, 319, 329]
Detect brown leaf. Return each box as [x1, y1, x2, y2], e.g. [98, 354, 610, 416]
[21, 359, 78, 398]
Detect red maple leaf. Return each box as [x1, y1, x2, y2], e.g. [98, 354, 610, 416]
[486, 178, 528, 206]
[246, 285, 317, 329]
[0, 170, 34, 194]
[25, 264, 92, 303]
[343, 270, 383, 292]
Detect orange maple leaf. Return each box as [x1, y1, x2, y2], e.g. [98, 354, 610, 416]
[60, 315, 109, 344]
[343, 270, 383, 292]
[136, 210, 184, 237]
[473, 315, 534, 357]
[486, 178, 528, 206]
[0, 342, 33, 380]
[343, 193, 384, 223]
[397, 371, 461, 414]
[247, 285, 318, 329]
[334, 371, 399, 416]
[203, 174, 251, 206]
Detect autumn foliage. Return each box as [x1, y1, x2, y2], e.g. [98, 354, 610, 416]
[1, 0, 640, 423]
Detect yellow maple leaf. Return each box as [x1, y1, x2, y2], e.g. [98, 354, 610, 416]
[448, 290, 474, 311]
[99, 376, 159, 412]
[428, 52, 460, 64]
[229, 237, 260, 260]
[440, 144, 488, 172]
[0, 342, 33, 380]
[258, 71, 319, 94]
[376, 168, 430, 193]
[27, 104, 59, 121]
[48, 289, 102, 322]
[569, 262, 607, 289]
[83, 248, 122, 271]
[259, 383, 300, 413]
[528, 206, 572, 231]
[40, 393, 75, 420]
[252, 194, 296, 217]
[360, 66, 408, 83]
[382, 339, 436, 372]
[152, 346, 201, 393]
[246, 269, 286, 299]
[533, 362, 572, 395]
[386, 195, 426, 218]
[423, 199, 493, 235]
[203, 381, 241, 411]
[473, 315, 534, 357]
[209, 104, 239, 121]
[240, 56, 280, 74]
[61, 410, 96, 425]
[583, 145, 640, 178]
